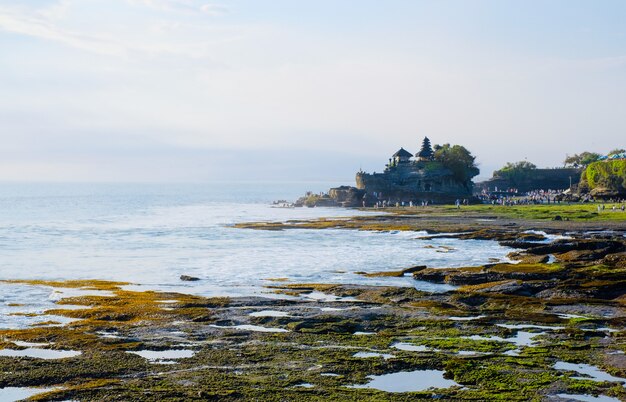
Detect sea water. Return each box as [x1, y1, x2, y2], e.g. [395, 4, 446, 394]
[0, 182, 513, 327]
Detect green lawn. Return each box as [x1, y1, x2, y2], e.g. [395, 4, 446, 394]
[382, 203, 626, 221]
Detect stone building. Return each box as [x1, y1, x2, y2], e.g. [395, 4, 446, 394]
[355, 137, 475, 204]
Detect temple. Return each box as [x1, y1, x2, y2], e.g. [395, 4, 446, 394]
[295, 137, 479, 207]
[355, 137, 475, 204]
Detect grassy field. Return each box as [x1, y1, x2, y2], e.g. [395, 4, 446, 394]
[378, 203, 626, 221]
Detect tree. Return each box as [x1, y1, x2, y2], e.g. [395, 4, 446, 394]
[608, 148, 625, 156]
[494, 161, 537, 185]
[581, 160, 626, 194]
[563, 152, 601, 168]
[432, 143, 480, 183]
[500, 161, 537, 171]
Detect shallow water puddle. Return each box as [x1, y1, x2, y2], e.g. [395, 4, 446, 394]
[554, 394, 621, 402]
[319, 306, 357, 312]
[0, 312, 79, 330]
[391, 342, 431, 352]
[349, 369, 458, 392]
[506, 331, 545, 347]
[448, 315, 485, 321]
[96, 331, 122, 339]
[304, 292, 358, 302]
[128, 349, 195, 363]
[0, 387, 56, 401]
[555, 313, 590, 320]
[497, 324, 565, 331]
[353, 352, 395, 359]
[463, 331, 545, 347]
[553, 362, 626, 383]
[48, 287, 115, 300]
[457, 350, 485, 356]
[249, 310, 291, 318]
[11, 340, 50, 347]
[50, 304, 91, 311]
[209, 324, 289, 333]
[581, 327, 619, 334]
[0, 348, 81, 359]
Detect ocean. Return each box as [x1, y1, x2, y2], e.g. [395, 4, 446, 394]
[0, 182, 513, 328]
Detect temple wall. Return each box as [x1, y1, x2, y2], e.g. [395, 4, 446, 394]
[355, 170, 473, 203]
[476, 168, 582, 193]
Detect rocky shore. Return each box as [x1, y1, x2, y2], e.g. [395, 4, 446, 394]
[0, 208, 625, 401]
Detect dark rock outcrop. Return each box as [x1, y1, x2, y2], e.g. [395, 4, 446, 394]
[412, 263, 568, 286]
[328, 186, 366, 207]
[180, 275, 200, 282]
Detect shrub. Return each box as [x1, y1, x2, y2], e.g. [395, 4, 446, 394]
[581, 160, 626, 192]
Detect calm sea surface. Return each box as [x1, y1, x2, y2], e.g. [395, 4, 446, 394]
[0, 182, 513, 327]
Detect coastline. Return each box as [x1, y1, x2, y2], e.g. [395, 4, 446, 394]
[0, 207, 625, 401]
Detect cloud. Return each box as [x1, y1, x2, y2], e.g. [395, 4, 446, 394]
[38, 0, 73, 20]
[126, 0, 227, 16]
[0, 2, 230, 59]
[200, 3, 227, 16]
[0, 6, 126, 56]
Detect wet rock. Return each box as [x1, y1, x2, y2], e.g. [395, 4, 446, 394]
[534, 288, 589, 299]
[413, 263, 566, 286]
[363, 265, 428, 277]
[517, 233, 548, 241]
[602, 252, 626, 268]
[605, 353, 626, 370]
[507, 252, 550, 264]
[500, 240, 549, 249]
[462, 279, 555, 296]
[464, 280, 521, 295]
[555, 249, 611, 262]
[455, 295, 488, 307]
[180, 275, 200, 282]
[402, 265, 428, 274]
[411, 268, 452, 283]
[287, 317, 358, 334]
[525, 239, 625, 256]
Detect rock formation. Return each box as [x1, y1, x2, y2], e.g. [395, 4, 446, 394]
[296, 137, 480, 207]
[355, 138, 478, 204]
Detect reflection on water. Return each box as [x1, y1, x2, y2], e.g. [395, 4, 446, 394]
[349, 369, 458, 392]
[0, 348, 81, 359]
[554, 393, 621, 402]
[209, 324, 289, 333]
[128, 349, 195, 363]
[353, 352, 395, 359]
[0, 387, 56, 401]
[553, 362, 626, 383]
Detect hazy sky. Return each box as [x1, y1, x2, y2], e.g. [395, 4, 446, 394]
[1, 0, 625, 182]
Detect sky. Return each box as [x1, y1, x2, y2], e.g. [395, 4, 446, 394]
[0, 0, 625, 182]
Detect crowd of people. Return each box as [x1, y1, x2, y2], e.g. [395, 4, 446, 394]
[477, 188, 626, 210]
[477, 188, 568, 205]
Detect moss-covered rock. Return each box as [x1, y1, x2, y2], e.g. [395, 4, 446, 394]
[580, 159, 626, 196]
